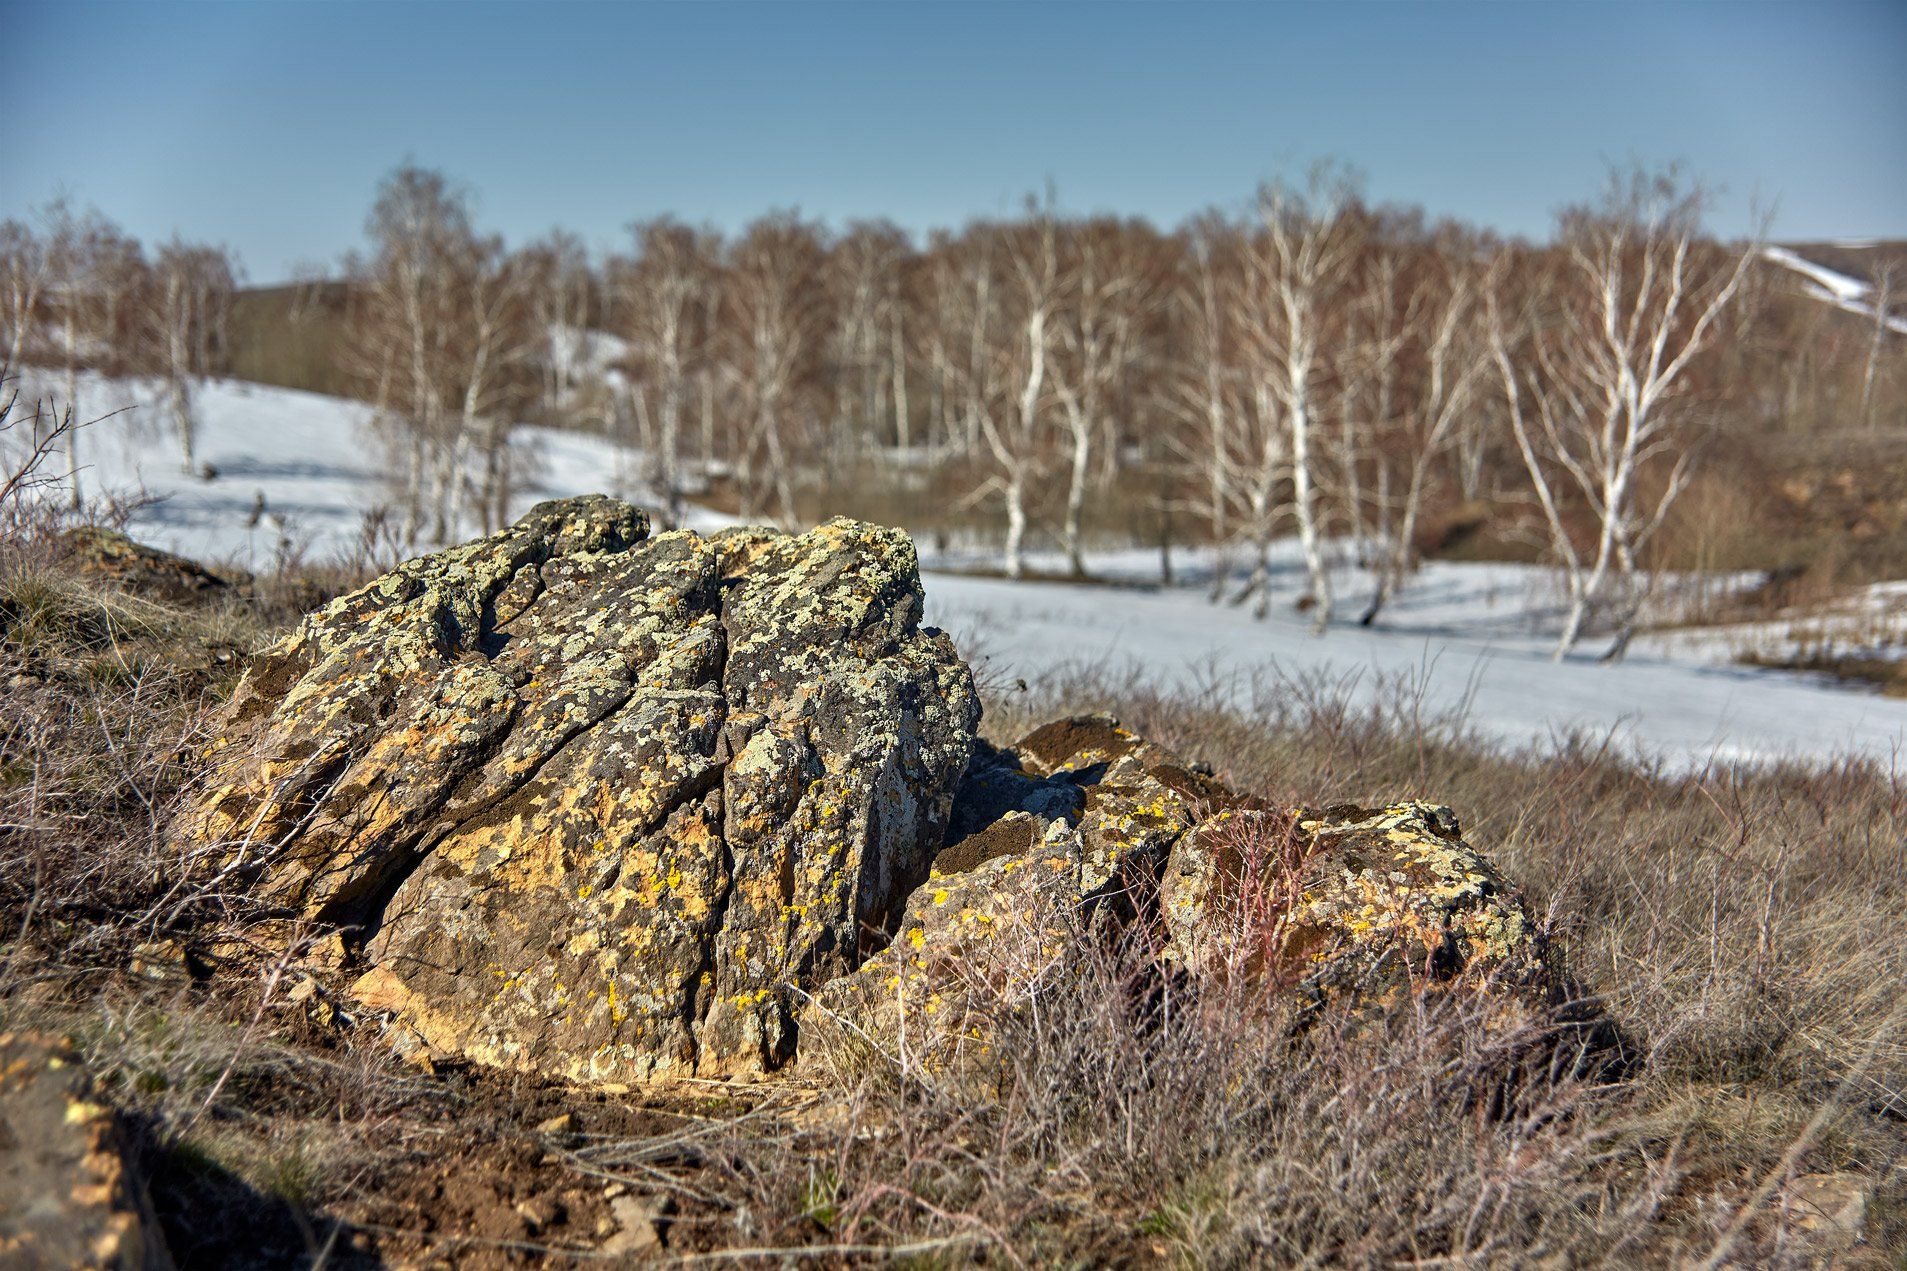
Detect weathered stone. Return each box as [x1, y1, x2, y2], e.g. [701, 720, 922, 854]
[600, 1191, 672, 1256]
[1782, 1171, 1871, 1248]
[1162, 801, 1550, 1000]
[126, 939, 207, 990]
[1284, 802, 1548, 995]
[57, 526, 244, 608]
[813, 714, 1222, 1055]
[0, 1031, 171, 1270]
[184, 498, 977, 1083]
[819, 716, 1574, 1067]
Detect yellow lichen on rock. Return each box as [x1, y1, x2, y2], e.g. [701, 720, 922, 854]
[180, 498, 977, 1085]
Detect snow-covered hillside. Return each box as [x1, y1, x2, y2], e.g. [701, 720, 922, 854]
[4, 370, 734, 568]
[6, 371, 1905, 771]
[1762, 245, 1907, 334]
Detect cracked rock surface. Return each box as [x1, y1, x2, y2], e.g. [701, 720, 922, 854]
[183, 497, 977, 1083]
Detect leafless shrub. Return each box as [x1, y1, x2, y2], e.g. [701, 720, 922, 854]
[0, 382, 273, 980]
[0, 372, 75, 538]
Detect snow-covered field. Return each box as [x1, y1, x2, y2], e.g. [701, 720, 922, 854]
[921, 554, 1907, 772]
[7, 370, 1906, 771]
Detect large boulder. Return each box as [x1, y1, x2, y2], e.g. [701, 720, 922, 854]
[0, 1031, 170, 1270]
[183, 498, 978, 1083]
[183, 498, 1590, 1087]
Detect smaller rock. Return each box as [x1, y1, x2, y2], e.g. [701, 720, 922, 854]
[127, 940, 203, 990]
[57, 526, 246, 608]
[0, 1031, 171, 1270]
[285, 976, 344, 1030]
[819, 717, 1607, 1082]
[601, 1192, 672, 1256]
[1165, 801, 1551, 999]
[512, 1196, 563, 1234]
[534, 1113, 576, 1136]
[1784, 1171, 1870, 1245]
[815, 715, 1225, 1065]
[302, 932, 349, 973]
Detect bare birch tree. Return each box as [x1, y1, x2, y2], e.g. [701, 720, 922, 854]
[0, 216, 53, 373]
[1488, 166, 1758, 661]
[1168, 213, 1252, 599]
[522, 230, 594, 419]
[826, 220, 910, 455]
[354, 166, 468, 541]
[458, 239, 541, 534]
[616, 217, 718, 527]
[1049, 217, 1160, 576]
[146, 238, 237, 473]
[1359, 236, 1491, 624]
[724, 212, 826, 525]
[1858, 263, 1897, 427]
[1238, 168, 1363, 630]
[43, 203, 143, 510]
[978, 204, 1061, 579]
[354, 166, 535, 542]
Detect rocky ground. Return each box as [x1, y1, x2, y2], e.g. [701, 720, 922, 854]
[2, 501, 1903, 1267]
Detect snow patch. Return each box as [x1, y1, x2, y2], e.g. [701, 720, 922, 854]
[1762, 246, 1907, 335]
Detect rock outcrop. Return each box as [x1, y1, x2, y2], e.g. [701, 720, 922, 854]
[57, 527, 242, 608]
[186, 502, 1586, 1087]
[0, 1031, 171, 1270]
[184, 498, 978, 1083]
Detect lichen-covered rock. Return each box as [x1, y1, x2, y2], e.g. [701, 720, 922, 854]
[818, 716, 1573, 1067]
[1161, 802, 1551, 1004]
[1287, 802, 1547, 994]
[0, 1031, 171, 1270]
[813, 715, 1229, 1054]
[183, 498, 977, 1083]
[57, 526, 244, 607]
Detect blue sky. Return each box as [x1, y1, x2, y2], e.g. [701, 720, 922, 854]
[3, 0, 1903, 283]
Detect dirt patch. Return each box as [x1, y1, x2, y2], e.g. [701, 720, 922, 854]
[145, 1064, 799, 1268]
[338, 1125, 612, 1265]
[1738, 650, 1907, 697]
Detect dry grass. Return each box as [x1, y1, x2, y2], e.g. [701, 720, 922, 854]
[1, 406, 1902, 1264]
[926, 670, 1907, 1265]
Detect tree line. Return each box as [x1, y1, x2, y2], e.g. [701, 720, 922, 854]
[5, 162, 1895, 658]
[1, 199, 237, 504]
